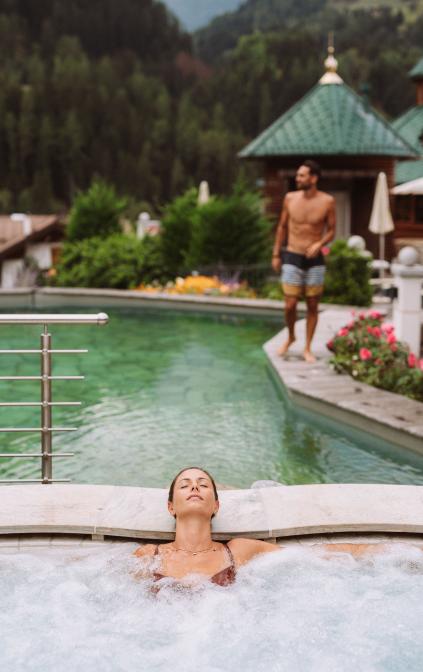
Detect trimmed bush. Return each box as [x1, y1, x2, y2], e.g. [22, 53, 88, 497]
[323, 240, 372, 306]
[187, 189, 271, 268]
[53, 234, 165, 289]
[67, 180, 127, 241]
[160, 188, 198, 277]
[160, 186, 271, 277]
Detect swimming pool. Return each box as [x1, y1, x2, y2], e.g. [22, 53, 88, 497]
[1, 309, 423, 486]
[1, 541, 423, 672]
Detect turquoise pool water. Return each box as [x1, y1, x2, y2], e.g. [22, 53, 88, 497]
[1, 309, 423, 487]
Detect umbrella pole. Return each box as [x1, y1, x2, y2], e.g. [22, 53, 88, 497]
[379, 234, 385, 280]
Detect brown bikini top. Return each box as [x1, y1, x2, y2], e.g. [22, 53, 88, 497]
[152, 542, 236, 587]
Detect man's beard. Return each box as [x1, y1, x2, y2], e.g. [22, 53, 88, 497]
[296, 182, 312, 191]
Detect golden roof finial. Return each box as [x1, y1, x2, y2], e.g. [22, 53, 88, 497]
[319, 33, 343, 85]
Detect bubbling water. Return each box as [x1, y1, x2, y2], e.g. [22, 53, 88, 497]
[1, 543, 423, 671]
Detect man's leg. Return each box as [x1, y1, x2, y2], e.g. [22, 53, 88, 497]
[277, 295, 298, 356]
[304, 295, 320, 363]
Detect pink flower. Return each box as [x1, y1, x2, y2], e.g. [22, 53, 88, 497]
[321, 246, 330, 256]
[390, 344, 398, 352]
[359, 347, 372, 361]
[369, 310, 382, 320]
[327, 339, 334, 351]
[366, 326, 381, 337]
[387, 333, 396, 345]
[337, 328, 349, 337]
[420, 359, 423, 371]
[346, 321, 355, 330]
[359, 313, 366, 320]
[381, 323, 394, 334]
[408, 353, 417, 368]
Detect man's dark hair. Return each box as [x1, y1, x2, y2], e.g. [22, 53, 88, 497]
[302, 159, 321, 180]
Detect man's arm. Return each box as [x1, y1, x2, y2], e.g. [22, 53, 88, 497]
[305, 197, 336, 258]
[271, 196, 289, 272]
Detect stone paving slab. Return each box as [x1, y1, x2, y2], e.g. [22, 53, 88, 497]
[264, 308, 423, 455]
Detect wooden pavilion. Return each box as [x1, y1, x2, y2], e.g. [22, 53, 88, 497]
[239, 47, 418, 260]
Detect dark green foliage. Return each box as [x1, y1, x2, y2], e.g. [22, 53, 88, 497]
[67, 181, 127, 242]
[187, 189, 271, 268]
[160, 187, 271, 276]
[323, 240, 373, 306]
[0, 0, 420, 211]
[53, 233, 165, 289]
[160, 188, 198, 277]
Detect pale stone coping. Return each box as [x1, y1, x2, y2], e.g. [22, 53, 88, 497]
[0, 532, 422, 552]
[0, 484, 423, 541]
[264, 308, 423, 455]
[0, 287, 358, 318]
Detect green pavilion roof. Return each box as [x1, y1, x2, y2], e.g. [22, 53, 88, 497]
[239, 81, 418, 159]
[395, 159, 423, 185]
[409, 58, 423, 80]
[392, 106, 423, 154]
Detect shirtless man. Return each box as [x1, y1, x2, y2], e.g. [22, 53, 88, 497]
[272, 160, 336, 363]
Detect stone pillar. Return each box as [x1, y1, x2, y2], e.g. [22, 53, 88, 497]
[391, 247, 423, 356]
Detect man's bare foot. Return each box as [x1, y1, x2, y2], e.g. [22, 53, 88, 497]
[303, 350, 316, 363]
[277, 337, 296, 357]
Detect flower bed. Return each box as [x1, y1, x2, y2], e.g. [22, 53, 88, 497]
[136, 275, 257, 298]
[327, 311, 423, 402]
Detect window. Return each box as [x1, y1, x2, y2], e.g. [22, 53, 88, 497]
[415, 196, 423, 224]
[394, 196, 412, 221]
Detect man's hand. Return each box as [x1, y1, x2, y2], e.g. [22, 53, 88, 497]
[305, 242, 322, 258]
[272, 256, 281, 273]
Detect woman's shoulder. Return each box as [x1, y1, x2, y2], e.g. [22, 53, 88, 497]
[133, 543, 158, 558]
[227, 537, 279, 565]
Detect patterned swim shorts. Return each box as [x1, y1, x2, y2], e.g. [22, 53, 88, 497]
[281, 250, 325, 298]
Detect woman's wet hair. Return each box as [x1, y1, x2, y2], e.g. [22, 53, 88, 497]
[168, 467, 219, 504]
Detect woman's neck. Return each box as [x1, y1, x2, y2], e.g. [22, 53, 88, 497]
[173, 517, 213, 552]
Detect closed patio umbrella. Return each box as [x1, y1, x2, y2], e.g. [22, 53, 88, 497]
[391, 177, 423, 195]
[369, 172, 394, 272]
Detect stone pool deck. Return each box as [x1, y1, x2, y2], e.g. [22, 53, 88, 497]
[264, 308, 423, 455]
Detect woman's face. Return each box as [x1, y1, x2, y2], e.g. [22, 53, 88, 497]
[168, 468, 219, 520]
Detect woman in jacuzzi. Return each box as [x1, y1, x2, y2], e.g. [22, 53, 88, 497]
[133, 466, 395, 587]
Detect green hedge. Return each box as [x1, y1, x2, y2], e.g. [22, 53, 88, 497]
[67, 180, 127, 242]
[53, 234, 164, 289]
[322, 240, 373, 306]
[160, 186, 271, 276]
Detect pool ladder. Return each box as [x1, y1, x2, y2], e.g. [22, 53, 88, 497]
[0, 314, 108, 484]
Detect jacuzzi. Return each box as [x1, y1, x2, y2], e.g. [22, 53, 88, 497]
[1, 483, 423, 671]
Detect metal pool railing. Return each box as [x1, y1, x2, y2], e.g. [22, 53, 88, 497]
[0, 313, 108, 484]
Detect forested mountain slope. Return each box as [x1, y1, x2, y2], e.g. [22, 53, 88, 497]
[0, 0, 421, 213]
[195, 0, 423, 63]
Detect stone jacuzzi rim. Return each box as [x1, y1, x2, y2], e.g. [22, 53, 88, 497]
[0, 483, 422, 542]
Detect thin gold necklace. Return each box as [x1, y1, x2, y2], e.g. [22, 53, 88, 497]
[171, 544, 217, 556]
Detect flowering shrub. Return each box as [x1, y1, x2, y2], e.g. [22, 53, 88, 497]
[136, 275, 257, 298]
[327, 311, 423, 402]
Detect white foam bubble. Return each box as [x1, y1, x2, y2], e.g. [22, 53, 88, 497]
[0, 543, 423, 671]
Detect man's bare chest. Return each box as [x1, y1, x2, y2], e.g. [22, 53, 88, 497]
[288, 199, 328, 227]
